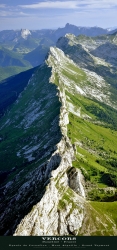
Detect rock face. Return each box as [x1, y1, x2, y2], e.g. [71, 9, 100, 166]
[14, 140, 85, 236]
[91, 42, 117, 66]
[68, 168, 85, 198]
[57, 33, 117, 68]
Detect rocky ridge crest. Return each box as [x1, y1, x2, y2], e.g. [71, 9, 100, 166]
[14, 47, 86, 236]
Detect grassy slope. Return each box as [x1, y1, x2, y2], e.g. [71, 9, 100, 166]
[65, 64, 117, 235]
[23, 45, 49, 67]
[0, 62, 62, 235]
[79, 201, 117, 236]
[52, 48, 117, 235]
[0, 64, 61, 178]
[64, 64, 117, 186]
[0, 46, 32, 81]
[0, 46, 31, 67]
[0, 66, 31, 82]
[0, 67, 38, 118]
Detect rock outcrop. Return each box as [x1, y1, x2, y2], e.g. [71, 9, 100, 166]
[14, 138, 85, 236]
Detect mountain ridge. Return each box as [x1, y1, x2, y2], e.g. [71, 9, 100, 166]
[14, 46, 117, 236]
[0, 33, 117, 236]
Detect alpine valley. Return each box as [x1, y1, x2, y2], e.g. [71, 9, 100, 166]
[0, 25, 117, 236]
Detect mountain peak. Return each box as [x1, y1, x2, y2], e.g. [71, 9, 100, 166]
[65, 23, 70, 27]
[21, 29, 31, 39]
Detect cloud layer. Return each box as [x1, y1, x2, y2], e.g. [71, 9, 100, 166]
[0, 0, 117, 30]
[19, 0, 117, 9]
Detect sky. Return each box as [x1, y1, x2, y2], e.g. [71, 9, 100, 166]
[0, 0, 117, 30]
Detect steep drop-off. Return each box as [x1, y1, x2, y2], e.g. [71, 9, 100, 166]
[0, 62, 62, 235]
[0, 37, 117, 235]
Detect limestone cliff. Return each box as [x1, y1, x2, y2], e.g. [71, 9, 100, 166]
[14, 140, 85, 236]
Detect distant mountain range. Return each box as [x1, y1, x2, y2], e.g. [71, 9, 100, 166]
[0, 23, 117, 81]
[1, 23, 117, 44]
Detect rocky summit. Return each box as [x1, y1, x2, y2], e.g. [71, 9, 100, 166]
[0, 32, 117, 236]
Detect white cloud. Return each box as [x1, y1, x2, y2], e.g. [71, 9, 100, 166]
[0, 10, 30, 18]
[19, 12, 30, 16]
[18, 0, 117, 10]
[19, 1, 79, 9]
[0, 1, 117, 30]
